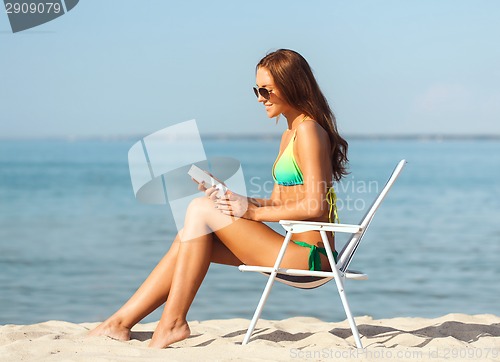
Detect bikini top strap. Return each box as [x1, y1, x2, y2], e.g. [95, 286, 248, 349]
[299, 115, 309, 124]
[291, 115, 309, 140]
[326, 186, 340, 224]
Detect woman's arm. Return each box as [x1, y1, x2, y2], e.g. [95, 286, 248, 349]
[248, 183, 282, 207]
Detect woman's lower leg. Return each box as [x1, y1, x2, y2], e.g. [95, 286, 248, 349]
[149, 200, 215, 348]
[88, 237, 182, 339]
[148, 232, 213, 348]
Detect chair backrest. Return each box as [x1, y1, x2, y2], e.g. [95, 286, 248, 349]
[337, 159, 407, 272]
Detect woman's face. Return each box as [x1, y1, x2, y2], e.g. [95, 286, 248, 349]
[255, 67, 293, 119]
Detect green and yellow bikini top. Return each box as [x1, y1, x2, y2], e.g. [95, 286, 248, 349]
[272, 118, 339, 224]
[272, 128, 304, 187]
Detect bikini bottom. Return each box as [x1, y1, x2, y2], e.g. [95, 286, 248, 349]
[292, 240, 338, 271]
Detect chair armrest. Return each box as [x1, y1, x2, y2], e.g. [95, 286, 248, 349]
[279, 220, 362, 233]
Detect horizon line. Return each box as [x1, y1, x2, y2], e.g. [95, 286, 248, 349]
[1, 133, 500, 141]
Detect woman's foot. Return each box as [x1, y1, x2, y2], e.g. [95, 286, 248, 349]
[87, 319, 132, 341]
[148, 318, 190, 348]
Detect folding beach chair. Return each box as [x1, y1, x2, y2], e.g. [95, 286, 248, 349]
[239, 159, 407, 348]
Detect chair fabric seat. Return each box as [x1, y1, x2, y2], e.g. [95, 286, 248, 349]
[266, 272, 332, 289]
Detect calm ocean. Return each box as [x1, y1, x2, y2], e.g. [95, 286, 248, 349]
[0, 138, 499, 325]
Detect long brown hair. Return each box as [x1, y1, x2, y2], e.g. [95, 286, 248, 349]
[257, 49, 348, 181]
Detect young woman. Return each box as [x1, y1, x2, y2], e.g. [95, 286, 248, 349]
[89, 49, 349, 348]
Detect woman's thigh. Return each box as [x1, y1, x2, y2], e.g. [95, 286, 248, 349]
[210, 236, 242, 266]
[188, 197, 311, 269]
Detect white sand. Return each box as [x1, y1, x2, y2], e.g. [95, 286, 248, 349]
[1, 314, 500, 361]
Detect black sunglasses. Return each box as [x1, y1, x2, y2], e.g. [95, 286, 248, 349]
[253, 86, 273, 100]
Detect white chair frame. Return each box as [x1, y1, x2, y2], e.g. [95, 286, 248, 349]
[239, 160, 407, 348]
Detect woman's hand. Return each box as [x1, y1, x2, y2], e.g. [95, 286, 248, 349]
[214, 191, 256, 219]
[194, 180, 221, 200]
[192, 171, 226, 200]
[191, 172, 258, 219]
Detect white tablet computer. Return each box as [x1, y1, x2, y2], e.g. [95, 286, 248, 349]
[188, 164, 228, 198]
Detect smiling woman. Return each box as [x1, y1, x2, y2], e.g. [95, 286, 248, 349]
[88, 49, 349, 349]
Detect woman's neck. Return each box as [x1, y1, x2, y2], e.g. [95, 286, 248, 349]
[283, 111, 308, 131]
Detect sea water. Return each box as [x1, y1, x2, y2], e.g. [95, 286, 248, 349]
[0, 138, 499, 325]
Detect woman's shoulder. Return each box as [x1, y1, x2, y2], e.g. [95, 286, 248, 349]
[295, 119, 329, 143]
[293, 119, 331, 165]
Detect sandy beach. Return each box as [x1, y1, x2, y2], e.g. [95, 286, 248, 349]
[1, 314, 499, 361]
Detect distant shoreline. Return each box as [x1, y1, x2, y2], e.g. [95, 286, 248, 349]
[1, 133, 500, 141]
[202, 133, 500, 141]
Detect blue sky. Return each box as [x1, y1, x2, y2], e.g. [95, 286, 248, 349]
[1, 0, 499, 138]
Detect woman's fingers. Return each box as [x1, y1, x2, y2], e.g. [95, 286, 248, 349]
[227, 191, 237, 201]
[205, 185, 220, 200]
[196, 180, 221, 200]
[196, 180, 207, 191]
[215, 198, 236, 216]
[214, 200, 230, 210]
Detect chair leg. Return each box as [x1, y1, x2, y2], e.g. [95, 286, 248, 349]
[334, 278, 363, 349]
[242, 231, 294, 345]
[320, 231, 364, 349]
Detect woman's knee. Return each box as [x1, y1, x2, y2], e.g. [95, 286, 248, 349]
[186, 196, 214, 221]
